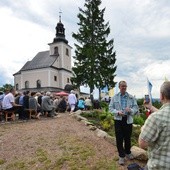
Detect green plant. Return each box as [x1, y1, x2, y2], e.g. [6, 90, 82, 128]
[131, 126, 141, 146]
[100, 101, 109, 111]
[133, 115, 145, 126]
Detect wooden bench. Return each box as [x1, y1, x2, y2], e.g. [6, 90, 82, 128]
[25, 109, 37, 119]
[3, 110, 15, 121]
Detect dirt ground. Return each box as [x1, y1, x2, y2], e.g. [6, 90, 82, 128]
[0, 113, 146, 170]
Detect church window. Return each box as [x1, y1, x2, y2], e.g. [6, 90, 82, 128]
[54, 76, 57, 81]
[37, 80, 41, 88]
[66, 48, 69, 56]
[54, 46, 59, 55]
[16, 84, 19, 90]
[67, 78, 70, 83]
[25, 81, 29, 89]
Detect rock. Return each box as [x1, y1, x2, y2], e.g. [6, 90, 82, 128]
[89, 125, 97, 131]
[74, 110, 82, 115]
[131, 146, 148, 161]
[105, 135, 116, 145]
[95, 129, 108, 138]
[84, 121, 94, 126]
[75, 115, 87, 121]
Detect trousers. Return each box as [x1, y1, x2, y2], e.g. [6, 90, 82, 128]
[114, 116, 132, 157]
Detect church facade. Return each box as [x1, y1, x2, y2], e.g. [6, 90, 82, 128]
[13, 17, 72, 92]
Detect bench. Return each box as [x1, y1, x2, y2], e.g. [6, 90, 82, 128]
[25, 109, 37, 119]
[3, 110, 15, 121]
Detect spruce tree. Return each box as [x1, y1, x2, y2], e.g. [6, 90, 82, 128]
[72, 0, 117, 98]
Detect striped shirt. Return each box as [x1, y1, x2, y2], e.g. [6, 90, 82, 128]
[139, 103, 170, 170]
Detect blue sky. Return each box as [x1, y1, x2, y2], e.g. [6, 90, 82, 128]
[0, 0, 170, 98]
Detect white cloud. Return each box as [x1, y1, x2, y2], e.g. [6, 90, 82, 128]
[0, 0, 170, 99]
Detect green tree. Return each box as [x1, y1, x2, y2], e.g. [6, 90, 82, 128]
[71, 0, 117, 99]
[0, 84, 13, 92]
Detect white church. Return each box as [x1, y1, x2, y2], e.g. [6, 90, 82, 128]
[13, 17, 72, 92]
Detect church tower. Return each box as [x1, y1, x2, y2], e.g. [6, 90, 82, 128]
[48, 14, 72, 89]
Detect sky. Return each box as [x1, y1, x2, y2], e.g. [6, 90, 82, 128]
[0, 0, 170, 98]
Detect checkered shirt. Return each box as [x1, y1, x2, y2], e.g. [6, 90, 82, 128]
[139, 103, 170, 170]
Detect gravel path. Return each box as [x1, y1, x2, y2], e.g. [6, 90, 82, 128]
[0, 113, 145, 170]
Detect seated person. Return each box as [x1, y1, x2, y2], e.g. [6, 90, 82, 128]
[2, 88, 23, 120]
[93, 100, 101, 109]
[29, 92, 41, 119]
[58, 96, 67, 113]
[84, 97, 92, 110]
[0, 91, 5, 121]
[53, 96, 60, 112]
[41, 92, 56, 117]
[77, 98, 85, 110]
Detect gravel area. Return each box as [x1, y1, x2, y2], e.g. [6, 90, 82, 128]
[0, 113, 145, 170]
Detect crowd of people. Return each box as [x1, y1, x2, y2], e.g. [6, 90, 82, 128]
[0, 89, 93, 121]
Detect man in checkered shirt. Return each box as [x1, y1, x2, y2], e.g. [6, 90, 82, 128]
[139, 81, 170, 170]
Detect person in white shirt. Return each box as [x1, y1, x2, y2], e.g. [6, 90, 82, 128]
[2, 88, 22, 120]
[68, 90, 77, 112]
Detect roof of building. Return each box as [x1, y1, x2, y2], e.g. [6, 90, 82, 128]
[22, 51, 56, 71]
[14, 51, 57, 75]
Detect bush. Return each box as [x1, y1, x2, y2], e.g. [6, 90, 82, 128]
[133, 115, 145, 126]
[100, 101, 108, 111]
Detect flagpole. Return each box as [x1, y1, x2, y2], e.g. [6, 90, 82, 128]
[147, 77, 153, 104]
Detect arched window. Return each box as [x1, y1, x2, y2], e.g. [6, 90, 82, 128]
[25, 81, 29, 89]
[66, 48, 69, 56]
[37, 80, 41, 88]
[16, 84, 19, 90]
[54, 46, 59, 55]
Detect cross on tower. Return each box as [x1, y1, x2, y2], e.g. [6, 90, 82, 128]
[59, 9, 62, 22]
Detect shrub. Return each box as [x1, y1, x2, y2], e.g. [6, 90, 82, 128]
[100, 101, 109, 111]
[133, 115, 145, 126]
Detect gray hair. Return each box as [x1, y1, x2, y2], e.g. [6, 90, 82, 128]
[46, 91, 51, 96]
[119, 80, 127, 87]
[160, 81, 170, 100]
[70, 90, 75, 94]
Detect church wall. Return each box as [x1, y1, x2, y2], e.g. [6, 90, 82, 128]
[58, 70, 72, 89]
[61, 43, 72, 71]
[20, 69, 49, 88]
[14, 74, 21, 90]
[50, 69, 60, 87]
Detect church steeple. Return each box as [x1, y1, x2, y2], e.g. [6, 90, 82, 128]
[53, 12, 68, 44]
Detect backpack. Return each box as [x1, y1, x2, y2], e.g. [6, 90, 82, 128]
[127, 163, 143, 170]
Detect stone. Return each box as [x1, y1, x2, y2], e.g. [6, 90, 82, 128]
[89, 125, 97, 131]
[75, 115, 87, 121]
[131, 146, 148, 161]
[95, 128, 108, 138]
[74, 110, 82, 115]
[84, 121, 94, 126]
[105, 135, 116, 145]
